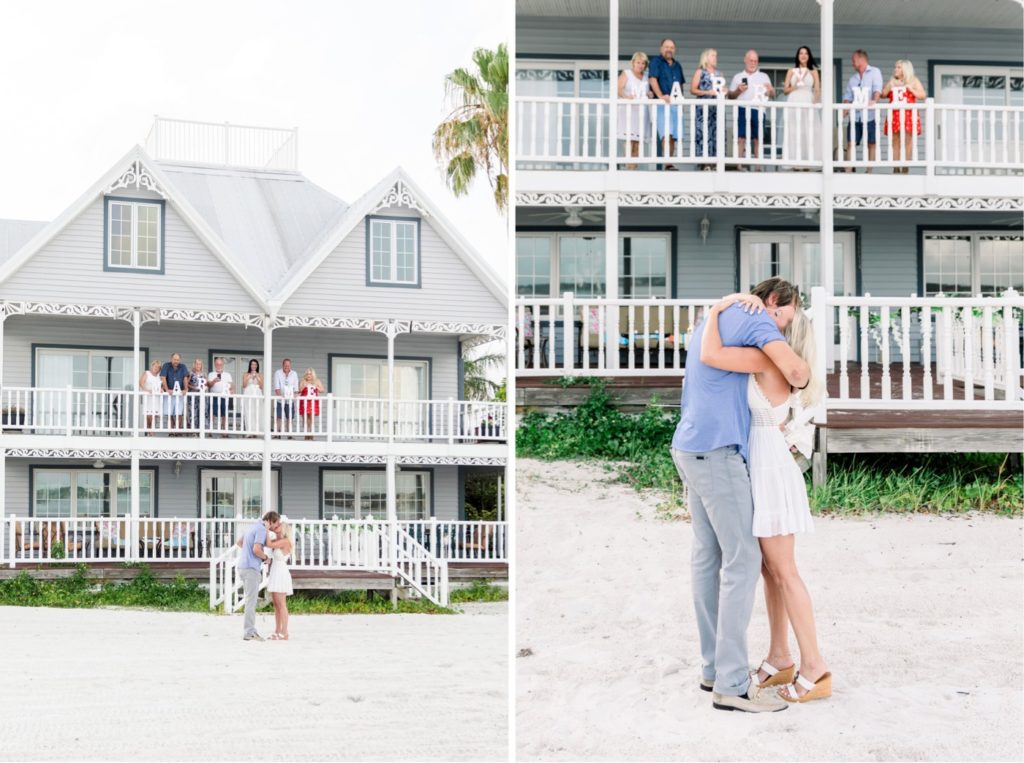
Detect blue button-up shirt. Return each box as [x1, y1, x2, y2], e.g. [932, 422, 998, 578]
[160, 361, 189, 393]
[648, 55, 685, 98]
[844, 65, 884, 121]
[238, 521, 267, 570]
[671, 305, 785, 463]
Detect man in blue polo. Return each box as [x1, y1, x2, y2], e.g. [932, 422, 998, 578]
[648, 38, 685, 170]
[670, 277, 809, 712]
[238, 510, 281, 641]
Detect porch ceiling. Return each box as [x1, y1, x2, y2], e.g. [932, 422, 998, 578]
[515, 0, 1023, 29]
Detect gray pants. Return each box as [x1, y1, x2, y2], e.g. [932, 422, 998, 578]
[672, 446, 761, 696]
[239, 567, 262, 637]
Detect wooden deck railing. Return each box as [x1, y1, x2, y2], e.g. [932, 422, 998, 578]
[515, 95, 1024, 174]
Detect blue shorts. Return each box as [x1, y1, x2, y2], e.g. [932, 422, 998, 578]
[852, 120, 877, 145]
[655, 103, 683, 140]
[737, 107, 761, 139]
[163, 395, 185, 416]
[209, 397, 229, 417]
[275, 400, 297, 419]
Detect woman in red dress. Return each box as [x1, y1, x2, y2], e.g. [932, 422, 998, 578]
[881, 59, 926, 173]
[298, 367, 325, 440]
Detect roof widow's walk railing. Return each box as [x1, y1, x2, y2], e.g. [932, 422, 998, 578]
[144, 116, 299, 172]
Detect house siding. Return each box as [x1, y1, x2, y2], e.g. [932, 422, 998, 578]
[5, 460, 461, 521]
[0, 196, 261, 312]
[283, 208, 507, 324]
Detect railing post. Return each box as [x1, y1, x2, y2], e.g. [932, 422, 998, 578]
[810, 286, 829, 424]
[925, 97, 935, 178]
[447, 398, 454, 444]
[8, 514, 15, 568]
[715, 92, 726, 173]
[562, 291, 575, 372]
[325, 395, 333, 443]
[65, 385, 73, 436]
[198, 388, 206, 439]
[1004, 289, 1020, 403]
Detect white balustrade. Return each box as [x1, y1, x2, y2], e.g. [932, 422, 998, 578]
[398, 520, 508, 561]
[145, 116, 298, 171]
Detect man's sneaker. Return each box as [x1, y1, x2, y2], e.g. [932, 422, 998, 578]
[243, 633, 264, 642]
[699, 678, 714, 692]
[712, 687, 788, 713]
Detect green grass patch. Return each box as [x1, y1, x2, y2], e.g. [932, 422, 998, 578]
[450, 580, 508, 603]
[517, 383, 1023, 516]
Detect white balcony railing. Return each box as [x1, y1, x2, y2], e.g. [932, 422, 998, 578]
[0, 389, 506, 443]
[515, 95, 1024, 174]
[144, 117, 299, 172]
[3, 517, 509, 567]
[515, 289, 1024, 411]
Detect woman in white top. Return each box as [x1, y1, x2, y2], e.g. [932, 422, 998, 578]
[699, 294, 832, 704]
[138, 360, 163, 434]
[783, 46, 822, 167]
[265, 520, 294, 640]
[618, 51, 650, 169]
[242, 359, 263, 438]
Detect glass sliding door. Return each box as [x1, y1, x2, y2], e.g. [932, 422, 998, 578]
[35, 347, 137, 432]
[331, 357, 429, 438]
[201, 470, 277, 519]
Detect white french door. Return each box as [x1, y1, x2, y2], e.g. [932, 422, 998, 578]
[739, 231, 857, 362]
[201, 470, 277, 519]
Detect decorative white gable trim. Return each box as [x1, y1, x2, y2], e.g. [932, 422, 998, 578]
[516, 191, 607, 207]
[396, 455, 507, 466]
[139, 450, 255, 461]
[4, 448, 132, 460]
[105, 159, 166, 198]
[143, 308, 266, 329]
[372, 180, 430, 217]
[271, 453, 388, 464]
[619, 193, 820, 209]
[273, 315, 377, 332]
[0, 301, 135, 322]
[411, 321, 506, 340]
[834, 195, 1023, 212]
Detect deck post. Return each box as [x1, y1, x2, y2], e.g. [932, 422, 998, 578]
[812, 428, 828, 489]
[386, 456, 397, 574]
[819, 0, 835, 372]
[132, 309, 141, 437]
[387, 320, 396, 444]
[0, 448, 5, 567]
[605, 191, 620, 370]
[262, 314, 274, 513]
[130, 452, 140, 562]
[608, 0, 619, 172]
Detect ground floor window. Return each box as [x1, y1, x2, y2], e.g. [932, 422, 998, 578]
[200, 470, 277, 519]
[32, 469, 154, 517]
[922, 231, 1024, 297]
[322, 469, 430, 520]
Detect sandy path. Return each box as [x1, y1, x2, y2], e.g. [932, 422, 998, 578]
[515, 459, 1023, 762]
[0, 603, 507, 761]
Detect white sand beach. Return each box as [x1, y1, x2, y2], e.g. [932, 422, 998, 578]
[0, 602, 507, 762]
[516, 459, 1024, 762]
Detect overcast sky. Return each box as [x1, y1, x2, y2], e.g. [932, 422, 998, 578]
[0, 0, 509, 279]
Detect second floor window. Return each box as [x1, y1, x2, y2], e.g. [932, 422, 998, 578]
[368, 217, 419, 286]
[106, 198, 163, 272]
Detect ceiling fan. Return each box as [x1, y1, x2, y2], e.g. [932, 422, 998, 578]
[768, 209, 856, 222]
[531, 206, 605, 228]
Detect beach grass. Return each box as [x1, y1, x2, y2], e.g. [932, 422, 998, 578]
[517, 382, 1023, 516]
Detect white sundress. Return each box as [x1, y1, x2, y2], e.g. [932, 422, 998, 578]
[785, 67, 821, 162]
[618, 68, 650, 141]
[142, 371, 162, 416]
[747, 376, 814, 538]
[266, 535, 293, 596]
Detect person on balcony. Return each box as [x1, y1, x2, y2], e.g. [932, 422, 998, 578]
[187, 358, 207, 431]
[881, 59, 926, 174]
[273, 358, 299, 438]
[139, 359, 163, 435]
[242, 358, 263, 438]
[207, 356, 234, 435]
[159, 352, 189, 435]
[783, 46, 821, 168]
[648, 38, 685, 170]
[618, 51, 650, 170]
[728, 50, 776, 170]
[298, 367, 325, 441]
[843, 49, 884, 172]
[690, 48, 723, 170]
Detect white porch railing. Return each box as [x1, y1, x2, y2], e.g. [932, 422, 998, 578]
[515, 95, 1024, 174]
[145, 117, 299, 172]
[0, 389, 505, 442]
[3, 516, 509, 567]
[384, 526, 449, 606]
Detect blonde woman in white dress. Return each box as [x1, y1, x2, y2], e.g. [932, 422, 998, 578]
[138, 360, 163, 434]
[699, 295, 832, 703]
[265, 520, 294, 640]
[617, 51, 650, 169]
[783, 46, 821, 166]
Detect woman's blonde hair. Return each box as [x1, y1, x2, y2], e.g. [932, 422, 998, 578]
[630, 51, 648, 67]
[279, 521, 294, 556]
[303, 367, 320, 384]
[894, 59, 921, 89]
[698, 48, 717, 71]
[149, 360, 161, 371]
[785, 309, 824, 409]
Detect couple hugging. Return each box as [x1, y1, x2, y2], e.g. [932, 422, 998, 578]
[671, 276, 831, 713]
[238, 511, 295, 642]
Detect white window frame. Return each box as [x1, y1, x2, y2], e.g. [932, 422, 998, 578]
[32, 468, 155, 518]
[922, 230, 1024, 297]
[934, 65, 1024, 106]
[321, 469, 431, 520]
[330, 356, 429, 400]
[106, 198, 162, 271]
[35, 347, 138, 391]
[515, 59, 611, 98]
[368, 217, 419, 286]
[200, 470, 278, 520]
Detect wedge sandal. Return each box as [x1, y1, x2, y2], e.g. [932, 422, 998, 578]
[754, 660, 795, 689]
[780, 671, 832, 703]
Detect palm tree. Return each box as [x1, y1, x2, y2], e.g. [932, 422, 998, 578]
[433, 44, 508, 212]
[462, 349, 505, 400]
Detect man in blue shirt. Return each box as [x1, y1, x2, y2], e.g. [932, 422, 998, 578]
[648, 38, 685, 169]
[160, 353, 189, 434]
[671, 277, 809, 712]
[238, 510, 281, 640]
[842, 49, 884, 172]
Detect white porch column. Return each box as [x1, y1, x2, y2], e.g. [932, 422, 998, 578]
[608, 0, 619, 172]
[130, 452, 140, 560]
[387, 320, 396, 443]
[605, 191, 620, 369]
[262, 315, 274, 513]
[132, 309, 141, 436]
[0, 448, 6, 566]
[819, 0, 836, 372]
[0, 304, 6, 391]
[386, 455, 397, 570]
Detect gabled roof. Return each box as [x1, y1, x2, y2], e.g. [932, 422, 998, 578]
[0, 146, 272, 311]
[270, 167, 508, 309]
